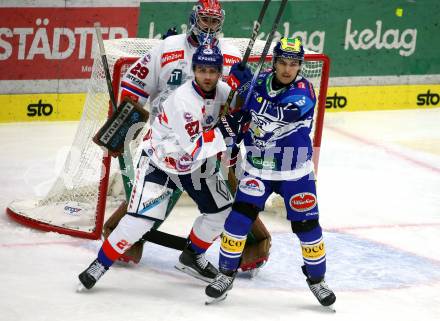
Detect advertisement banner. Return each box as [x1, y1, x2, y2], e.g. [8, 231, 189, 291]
[325, 85, 440, 112]
[0, 93, 86, 122]
[139, 1, 440, 78]
[0, 7, 139, 80]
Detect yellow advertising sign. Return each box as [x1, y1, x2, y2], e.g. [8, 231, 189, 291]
[1, 84, 439, 123]
[325, 84, 440, 112]
[0, 93, 86, 122]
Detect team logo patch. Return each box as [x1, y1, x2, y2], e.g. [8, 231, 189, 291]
[289, 193, 317, 212]
[238, 177, 265, 197]
[167, 69, 183, 85]
[176, 154, 193, 172]
[183, 112, 193, 122]
[161, 50, 184, 67]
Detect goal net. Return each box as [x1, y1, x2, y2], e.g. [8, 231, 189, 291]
[6, 38, 330, 240]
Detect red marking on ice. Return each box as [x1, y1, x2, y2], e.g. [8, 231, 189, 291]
[326, 125, 440, 174]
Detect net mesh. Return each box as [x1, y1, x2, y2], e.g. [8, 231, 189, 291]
[7, 38, 327, 236]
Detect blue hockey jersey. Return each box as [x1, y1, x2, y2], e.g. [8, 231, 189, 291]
[241, 71, 317, 180]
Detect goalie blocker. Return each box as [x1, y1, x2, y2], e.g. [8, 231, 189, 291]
[93, 98, 149, 157]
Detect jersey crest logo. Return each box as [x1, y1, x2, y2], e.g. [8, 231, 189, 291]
[238, 177, 265, 197]
[249, 97, 312, 149]
[167, 69, 183, 85]
[161, 50, 184, 67]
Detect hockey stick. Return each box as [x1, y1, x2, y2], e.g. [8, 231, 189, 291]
[94, 23, 187, 251]
[222, 0, 271, 114]
[94, 22, 132, 201]
[243, 0, 288, 109]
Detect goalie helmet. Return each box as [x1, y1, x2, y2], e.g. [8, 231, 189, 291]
[188, 0, 224, 45]
[273, 37, 305, 65]
[192, 45, 223, 72]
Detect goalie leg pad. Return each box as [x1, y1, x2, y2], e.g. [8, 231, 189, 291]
[240, 216, 272, 271]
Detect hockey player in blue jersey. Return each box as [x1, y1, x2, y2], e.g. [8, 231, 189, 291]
[205, 37, 336, 308]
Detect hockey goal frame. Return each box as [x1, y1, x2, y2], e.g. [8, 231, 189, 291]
[6, 42, 330, 240]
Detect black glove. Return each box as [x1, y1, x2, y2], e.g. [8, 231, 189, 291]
[216, 110, 251, 144]
[161, 27, 178, 40]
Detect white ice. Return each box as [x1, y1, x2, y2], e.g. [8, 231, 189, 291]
[1, 109, 439, 321]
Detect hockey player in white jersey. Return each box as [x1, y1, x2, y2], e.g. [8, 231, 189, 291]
[103, 0, 241, 259]
[104, 0, 272, 273]
[78, 45, 251, 291]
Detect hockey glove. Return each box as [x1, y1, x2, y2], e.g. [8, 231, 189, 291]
[278, 95, 315, 123]
[161, 26, 177, 39]
[226, 62, 253, 99]
[216, 110, 251, 146]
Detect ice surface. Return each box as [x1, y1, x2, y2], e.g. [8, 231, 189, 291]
[1, 109, 439, 321]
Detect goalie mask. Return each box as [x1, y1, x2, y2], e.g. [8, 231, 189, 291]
[188, 0, 224, 46]
[192, 45, 223, 72]
[273, 37, 305, 66]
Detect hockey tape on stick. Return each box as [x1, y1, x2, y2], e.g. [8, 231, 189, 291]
[94, 22, 117, 111]
[94, 21, 132, 202]
[222, 0, 271, 114]
[243, 0, 288, 109]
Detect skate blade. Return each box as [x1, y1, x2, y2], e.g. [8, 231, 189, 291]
[76, 282, 86, 292]
[174, 263, 215, 283]
[205, 293, 228, 305]
[325, 304, 336, 313]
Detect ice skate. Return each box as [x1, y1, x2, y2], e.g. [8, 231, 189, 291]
[205, 271, 236, 305]
[175, 245, 218, 283]
[302, 265, 336, 311]
[77, 259, 108, 291]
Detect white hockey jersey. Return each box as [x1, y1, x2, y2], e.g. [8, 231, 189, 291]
[119, 34, 241, 119]
[142, 79, 234, 175]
